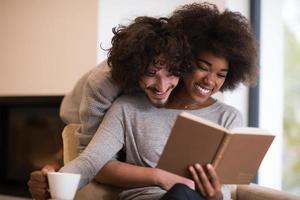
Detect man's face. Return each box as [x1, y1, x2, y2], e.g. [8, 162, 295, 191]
[139, 59, 179, 107]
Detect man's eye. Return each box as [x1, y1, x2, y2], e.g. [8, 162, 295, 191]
[167, 73, 176, 77]
[154, 59, 166, 67]
[168, 70, 181, 77]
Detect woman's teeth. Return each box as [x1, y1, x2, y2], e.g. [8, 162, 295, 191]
[195, 84, 210, 94]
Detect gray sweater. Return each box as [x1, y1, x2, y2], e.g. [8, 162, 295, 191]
[60, 94, 242, 200]
[60, 60, 121, 152]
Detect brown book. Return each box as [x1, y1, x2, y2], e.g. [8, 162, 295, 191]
[157, 112, 275, 184]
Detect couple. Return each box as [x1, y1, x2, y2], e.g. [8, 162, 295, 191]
[28, 3, 258, 200]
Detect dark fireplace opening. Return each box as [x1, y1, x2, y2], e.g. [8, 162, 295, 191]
[0, 96, 65, 197]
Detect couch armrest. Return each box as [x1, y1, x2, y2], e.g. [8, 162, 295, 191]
[236, 184, 300, 200]
[62, 124, 81, 164]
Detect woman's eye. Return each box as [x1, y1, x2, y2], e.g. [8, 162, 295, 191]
[218, 73, 227, 78]
[198, 65, 208, 71]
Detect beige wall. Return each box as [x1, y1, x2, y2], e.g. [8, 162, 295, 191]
[0, 0, 97, 96]
[0, 0, 225, 96]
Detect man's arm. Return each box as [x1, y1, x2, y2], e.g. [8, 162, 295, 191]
[95, 160, 195, 191]
[59, 99, 128, 189]
[60, 68, 93, 124]
[28, 61, 122, 199]
[76, 61, 121, 153]
[59, 60, 122, 152]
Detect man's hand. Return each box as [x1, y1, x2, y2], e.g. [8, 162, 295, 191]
[155, 168, 195, 191]
[28, 165, 57, 200]
[189, 163, 223, 200]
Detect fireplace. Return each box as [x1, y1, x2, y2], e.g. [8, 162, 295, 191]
[0, 96, 65, 197]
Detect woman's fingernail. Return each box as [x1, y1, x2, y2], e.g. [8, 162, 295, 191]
[195, 163, 201, 169]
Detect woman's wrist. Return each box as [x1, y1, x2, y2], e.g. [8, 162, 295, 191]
[209, 191, 223, 200]
[151, 168, 163, 187]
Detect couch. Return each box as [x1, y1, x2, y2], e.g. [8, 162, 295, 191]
[62, 124, 300, 200]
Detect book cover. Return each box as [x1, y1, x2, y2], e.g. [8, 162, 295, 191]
[157, 112, 275, 184]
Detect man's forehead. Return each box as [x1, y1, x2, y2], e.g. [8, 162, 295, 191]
[151, 57, 167, 70]
[147, 65, 168, 72]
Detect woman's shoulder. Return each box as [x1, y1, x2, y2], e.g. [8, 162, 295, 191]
[213, 100, 242, 115]
[208, 100, 243, 128]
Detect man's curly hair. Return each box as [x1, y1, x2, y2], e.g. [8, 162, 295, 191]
[107, 16, 193, 92]
[169, 3, 258, 91]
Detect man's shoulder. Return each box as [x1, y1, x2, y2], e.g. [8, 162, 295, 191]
[87, 60, 111, 82]
[83, 60, 121, 95]
[111, 93, 150, 111]
[114, 93, 147, 105]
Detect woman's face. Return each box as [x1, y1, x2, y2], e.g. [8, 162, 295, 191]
[184, 51, 229, 105]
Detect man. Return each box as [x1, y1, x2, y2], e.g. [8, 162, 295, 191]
[28, 16, 192, 200]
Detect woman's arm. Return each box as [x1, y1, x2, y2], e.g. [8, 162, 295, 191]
[95, 160, 195, 191]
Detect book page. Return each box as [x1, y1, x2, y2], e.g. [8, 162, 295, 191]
[180, 112, 227, 132]
[214, 134, 275, 184]
[230, 127, 271, 135]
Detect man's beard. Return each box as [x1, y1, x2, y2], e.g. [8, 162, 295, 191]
[148, 97, 168, 107]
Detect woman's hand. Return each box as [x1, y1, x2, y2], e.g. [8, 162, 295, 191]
[189, 163, 223, 200]
[155, 168, 195, 191]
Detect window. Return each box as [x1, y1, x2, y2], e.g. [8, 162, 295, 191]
[259, 0, 300, 195]
[282, 0, 300, 195]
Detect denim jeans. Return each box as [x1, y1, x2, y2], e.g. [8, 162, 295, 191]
[160, 184, 207, 200]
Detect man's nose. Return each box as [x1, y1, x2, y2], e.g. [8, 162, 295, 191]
[156, 76, 169, 92]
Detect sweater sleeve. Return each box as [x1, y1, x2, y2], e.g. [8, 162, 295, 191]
[76, 61, 122, 153]
[59, 60, 122, 153]
[59, 70, 92, 124]
[60, 101, 125, 189]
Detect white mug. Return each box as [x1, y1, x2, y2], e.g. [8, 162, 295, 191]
[47, 172, 81, 200]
